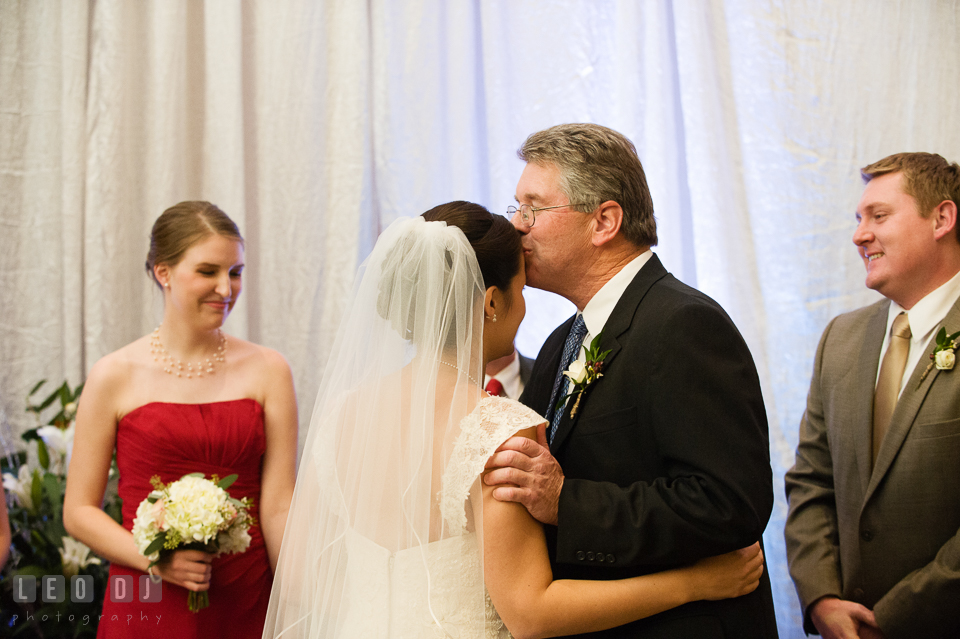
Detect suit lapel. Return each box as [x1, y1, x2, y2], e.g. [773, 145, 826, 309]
[867, 297, 960, 499]
[550, 255, 668, 451]
[854, 302, 889, 494]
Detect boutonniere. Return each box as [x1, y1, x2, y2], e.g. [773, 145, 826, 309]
[919, 327, 960, 385]
[556, 332, 611, 419]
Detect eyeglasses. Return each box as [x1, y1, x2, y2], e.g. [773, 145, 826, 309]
[507, 203, 586, 228]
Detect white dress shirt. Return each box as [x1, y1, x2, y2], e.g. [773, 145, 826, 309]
[880, 267, 960, 396]
[558, 250, 653, 403]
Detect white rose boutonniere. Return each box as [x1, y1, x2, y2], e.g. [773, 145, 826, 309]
[919, 326, 960, 385]
[935, 349, 956, 370]
[563, 360, 588, 385]
[557, 331, 611, 419]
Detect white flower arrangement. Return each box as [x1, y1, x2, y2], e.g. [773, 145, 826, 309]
[36, 422, 74, 475]
[4, 379, 117, 637]
[132, 472, 254, 612]
[59, 536, 102, 578]
[2, 465, 37, 512]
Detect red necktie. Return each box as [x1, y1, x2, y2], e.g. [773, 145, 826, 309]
[485, 378, 505, 397]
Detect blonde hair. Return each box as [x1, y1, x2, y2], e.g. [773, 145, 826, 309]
[861, 153, 960, 234]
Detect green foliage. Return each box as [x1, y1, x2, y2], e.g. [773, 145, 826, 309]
[217, 474, 238, 490]
[934, 326, 960, 353]
[1, 379, 119, 638]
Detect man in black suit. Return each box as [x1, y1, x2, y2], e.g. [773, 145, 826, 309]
[484, 123, 778, 638]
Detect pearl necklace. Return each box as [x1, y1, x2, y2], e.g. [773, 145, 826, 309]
[438, 360, 480, 387]
[150, 326, 226, 379]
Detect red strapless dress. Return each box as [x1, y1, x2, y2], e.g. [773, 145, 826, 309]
[97, 399, 272, 639]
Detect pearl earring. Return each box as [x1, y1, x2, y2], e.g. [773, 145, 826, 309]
[164, 282, 170, 288]
[492, 314, 497, 323]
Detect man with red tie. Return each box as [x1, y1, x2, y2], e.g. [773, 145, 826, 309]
[484, 347, 534, 399]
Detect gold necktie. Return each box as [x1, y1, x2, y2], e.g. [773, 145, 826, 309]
[873, 312, 911, 464]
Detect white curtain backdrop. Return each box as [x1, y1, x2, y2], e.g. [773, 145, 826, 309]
[2, 1, 958, 635]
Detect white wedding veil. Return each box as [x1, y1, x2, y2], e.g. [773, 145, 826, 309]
[263, 216, 488, 638]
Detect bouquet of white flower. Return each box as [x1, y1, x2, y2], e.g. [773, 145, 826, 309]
[132, 472, 254, 612]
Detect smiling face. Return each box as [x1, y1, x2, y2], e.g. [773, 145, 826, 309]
[158, 234, 245, 330]
[512, 161, 592, 297]
[853, 171, 940, 308]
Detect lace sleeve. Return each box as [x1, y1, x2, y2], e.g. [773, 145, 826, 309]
[440, 397, 546, 533]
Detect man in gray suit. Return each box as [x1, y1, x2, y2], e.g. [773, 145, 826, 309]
[785, 152, 960, 638]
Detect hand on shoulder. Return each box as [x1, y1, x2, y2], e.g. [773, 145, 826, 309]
[483, 423, 563, 525]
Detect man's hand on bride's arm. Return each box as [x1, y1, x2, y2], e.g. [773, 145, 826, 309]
[483, 422, 563, 526]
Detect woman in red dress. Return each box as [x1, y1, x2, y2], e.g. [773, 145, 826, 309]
[64, 201, 298, 638]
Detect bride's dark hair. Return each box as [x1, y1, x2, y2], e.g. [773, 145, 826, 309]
[421, 201, 523, 296]
[375, 202, 522, 344]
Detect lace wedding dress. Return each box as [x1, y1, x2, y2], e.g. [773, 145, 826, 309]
[335, 396, 544, 639]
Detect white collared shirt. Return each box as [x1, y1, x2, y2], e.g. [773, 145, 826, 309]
[559, 250, 653, 401]
[483, 354, 524, 400]
[879, 267, 960, 396]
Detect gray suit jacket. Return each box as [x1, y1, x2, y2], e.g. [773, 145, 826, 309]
[785, 297, 960, 638]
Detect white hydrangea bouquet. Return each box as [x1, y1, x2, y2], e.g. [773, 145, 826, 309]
[132, 472, 254, 612]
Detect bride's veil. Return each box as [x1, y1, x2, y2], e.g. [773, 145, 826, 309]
[263, 216, 488, 638]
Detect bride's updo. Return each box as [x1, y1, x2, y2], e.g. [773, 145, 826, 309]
[420, 201, 523, 295]
[375, 202, 522, 345]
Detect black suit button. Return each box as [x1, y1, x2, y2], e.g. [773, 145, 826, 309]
[852, 588, 865, 600]
[576, 551, 585, 561]
[606, 554, 615, 563]
[860, 529, 873, 542]
[596, 553, 604, 563]
[586, 552, 595, 561]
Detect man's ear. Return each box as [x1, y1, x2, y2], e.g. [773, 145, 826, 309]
[591, 201, 623, 247]
[932, 200, 958, 242]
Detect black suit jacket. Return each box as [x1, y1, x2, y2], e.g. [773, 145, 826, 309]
[520, 255, 778, 638]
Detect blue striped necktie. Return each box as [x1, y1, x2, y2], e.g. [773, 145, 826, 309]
[547, 314, 587, 443]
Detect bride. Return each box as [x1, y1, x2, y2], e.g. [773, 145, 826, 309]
[263, 202, 762, 638]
